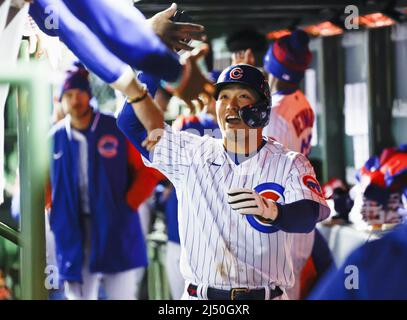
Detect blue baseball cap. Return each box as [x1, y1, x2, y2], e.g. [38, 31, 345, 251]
[214, 64, 270, 104]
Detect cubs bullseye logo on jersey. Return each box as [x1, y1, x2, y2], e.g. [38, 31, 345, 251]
[302, 175, 324, 198]
[229, 67, 243, 80]
[255, 182, 285, 203]
[246, 182, 285, 233]
[98, 135, 119, 158]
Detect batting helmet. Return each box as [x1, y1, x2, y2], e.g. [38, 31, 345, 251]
[214, 64, 271, 128]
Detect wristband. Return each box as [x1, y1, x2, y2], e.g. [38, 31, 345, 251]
[127, 84, 148, 104]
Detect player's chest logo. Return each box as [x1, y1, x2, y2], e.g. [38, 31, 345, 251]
[246, 182, 285, 234]
[254, 182, 285, 204]
[302, 175, 324, 197]
[97, 135, 119, 158]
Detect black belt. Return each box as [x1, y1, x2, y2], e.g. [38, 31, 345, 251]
[187, 284, 283, 300]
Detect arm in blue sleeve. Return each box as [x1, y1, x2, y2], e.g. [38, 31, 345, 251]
[116, 102, 150, 160]
[138, 72, 160, 98]
[116, 71, 161, 159]
[30, 0, 127, 83]
[272, 200, 320, 233]
[28, 4, 58, 37]
[311, 228, 336, 275]
[62, 0, 182, 82]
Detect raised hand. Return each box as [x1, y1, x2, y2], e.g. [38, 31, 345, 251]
[148, 3, 206, 52]
[174, 44, 215, 113]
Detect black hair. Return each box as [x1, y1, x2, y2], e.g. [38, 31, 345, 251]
[226, 28, 267, 66]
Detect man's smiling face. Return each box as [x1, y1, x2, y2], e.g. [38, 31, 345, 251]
[216, 84, 259, 140]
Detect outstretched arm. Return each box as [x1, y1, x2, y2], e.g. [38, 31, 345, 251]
[117, 45, 213, 156]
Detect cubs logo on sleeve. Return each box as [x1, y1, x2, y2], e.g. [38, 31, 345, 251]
[302, 175, 324, 198]
[98, 135, 119, 158]
[246, 182, 285, 233]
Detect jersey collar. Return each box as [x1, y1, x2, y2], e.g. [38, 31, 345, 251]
[65, 110, 100, 140]
[224, 138, 267, 165]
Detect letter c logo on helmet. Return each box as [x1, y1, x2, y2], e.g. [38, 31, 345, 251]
[229, 67, 243, 80]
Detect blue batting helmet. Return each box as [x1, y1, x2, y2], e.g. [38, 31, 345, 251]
[214, 64, 271, 128]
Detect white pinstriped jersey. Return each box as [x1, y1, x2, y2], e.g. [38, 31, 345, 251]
[263, 89, 317, 299]
[263, 90, 315, 157]
[143, 124, 329, 291]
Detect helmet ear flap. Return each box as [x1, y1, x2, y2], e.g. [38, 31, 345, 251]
[238, 100, 271, 128]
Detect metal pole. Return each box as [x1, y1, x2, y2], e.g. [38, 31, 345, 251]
[0, 60, 51, 299]
[0, 221, 20, 245]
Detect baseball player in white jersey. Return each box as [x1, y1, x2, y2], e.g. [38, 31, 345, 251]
[117, 56, 330, 300]
[263, 30, 320, 299]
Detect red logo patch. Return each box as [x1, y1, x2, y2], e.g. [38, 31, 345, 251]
[259, 191, 281, 202]
[97, 135, 118, 158]
[229, 67, 243, 80]
[254, 182, 285, 203]
[302, 175, 324, 197]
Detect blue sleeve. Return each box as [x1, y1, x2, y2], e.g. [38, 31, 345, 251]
[165, 189, 181, 244]
[30, 0, 127, 83]
[116, 70, 161, 159]
[138, 72, 160, 98]
[28, 3, 58, 37]
[273, 200, 319, 233]
[311, 228, 336, 276]
[61, 0, 182, 82]
[116, 102, 150, 160]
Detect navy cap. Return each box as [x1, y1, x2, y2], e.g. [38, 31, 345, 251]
[215, 64, 270, 104]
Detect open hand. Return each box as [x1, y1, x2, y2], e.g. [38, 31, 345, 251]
[148, 3, 206, 52]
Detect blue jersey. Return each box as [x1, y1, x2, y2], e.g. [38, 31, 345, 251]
[309, 223, 407, 299]
[49, 112, 148, 282]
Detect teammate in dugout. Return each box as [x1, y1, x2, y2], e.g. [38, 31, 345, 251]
[262, 29, 335, 300]
[46, 64, 163, 300]
[117, 56, 331, 300]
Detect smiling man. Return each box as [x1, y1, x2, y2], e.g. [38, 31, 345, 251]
[117, 61, 330, 300]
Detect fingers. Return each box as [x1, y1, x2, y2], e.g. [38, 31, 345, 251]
[190, 43, 209, 60]
[231, 50, 245, 64]
[161, 2, 177, 18]
[173, 30, 206, 42]
[227, 188, 254, 197]
[174, 22, 205, 33]
[227, 189, 256, 205]
[230, 199, 258, 210]
[203, 83, 215, 96]
[185, 99, 196, 114]
[227, 188, 264, 216]
[142, 138, 157, 152]
[236, 207, 261, 216]
[141, 132, 162, 151]
[28, 35, 37, 54]
[244, 48, 253, 62]
[171, 40, 194, 51]
[194, 97, 205, 111]
[199, 91, 212, 105]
